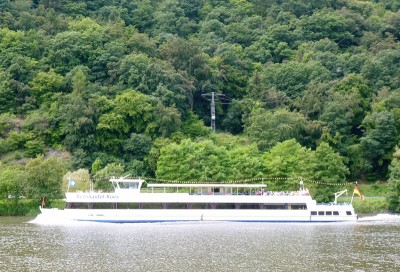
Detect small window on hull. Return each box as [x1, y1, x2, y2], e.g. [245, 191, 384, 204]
[333, 211, 339, 215]
[318, 211, 324, 215]
[346, 211, 352, 215]
[311, 211, 317, 215]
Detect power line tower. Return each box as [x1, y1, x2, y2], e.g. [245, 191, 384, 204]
[201, 92, 226, 131]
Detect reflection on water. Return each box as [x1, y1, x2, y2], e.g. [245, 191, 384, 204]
[0, 215, 399, 272]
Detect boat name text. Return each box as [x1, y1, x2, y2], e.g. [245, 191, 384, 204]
[75, 194, 119, 200]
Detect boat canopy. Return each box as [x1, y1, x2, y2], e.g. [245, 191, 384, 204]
[147, 184, 267, 188]
[109, 178, 145, 190]
[109, 178, 145, 183]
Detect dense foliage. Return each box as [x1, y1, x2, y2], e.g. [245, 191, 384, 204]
[0, 1, 399, 206]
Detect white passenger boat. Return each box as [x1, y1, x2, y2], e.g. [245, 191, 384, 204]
[36, 177, 357, 223]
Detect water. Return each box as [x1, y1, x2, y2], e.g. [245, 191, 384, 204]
[1, 215, 399, 272]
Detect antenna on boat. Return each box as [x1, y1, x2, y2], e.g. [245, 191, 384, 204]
[299, 179, 304, 191]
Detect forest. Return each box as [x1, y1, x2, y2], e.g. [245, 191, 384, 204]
[0, 0, 399, 211]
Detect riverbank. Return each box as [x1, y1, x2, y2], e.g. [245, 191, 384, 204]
[349, 197, 389, 214]
[0, 199, 65, 216]
[0, 199, 38, 216]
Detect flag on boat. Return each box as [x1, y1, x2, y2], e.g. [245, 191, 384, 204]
[353, 185, 364, 199]
[69, 179, 76, 187]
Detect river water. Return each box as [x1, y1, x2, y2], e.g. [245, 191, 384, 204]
[0, 215, 399, 272]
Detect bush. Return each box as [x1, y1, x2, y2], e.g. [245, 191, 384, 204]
[0, 199, 39, 216]
[24, 139, 45, 157]
[352, 198, 389, 214]
[0, 199, 66, 216]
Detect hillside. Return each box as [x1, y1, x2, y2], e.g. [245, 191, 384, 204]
[0, 1, 399, 209]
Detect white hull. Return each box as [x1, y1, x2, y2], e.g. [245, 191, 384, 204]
[33, 179, 358, 224]
[37, 207, 357, 223]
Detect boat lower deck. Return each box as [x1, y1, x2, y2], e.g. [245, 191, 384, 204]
[39, 207, 357, 223]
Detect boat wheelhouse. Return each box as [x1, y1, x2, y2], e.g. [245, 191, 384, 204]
[36, 177, 358, 223]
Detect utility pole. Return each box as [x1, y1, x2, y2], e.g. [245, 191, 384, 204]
[201, 92, 225, 131]
[211, 92, 216, 131]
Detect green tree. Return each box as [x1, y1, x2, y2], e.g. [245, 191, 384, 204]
[228, 144, 263, 180]
[245, 108, 319, 151]
[117, 53, 151, 87]
[156, 139, 231, 181]
[319, 91, 362, 153]
[257, 61, 331, 99]
[113, 89, 156, 134]
[306, 142, 349, 183]
[29, 69, 65, 104]
[93, 163, 125, 191]
[130, 0, 156, 32]
[0, 72, 16, 114]
[361, 48, 400, 90]
[261, 139, 311, 189]
[0, 164, 26, 200]
[158, 36, 215, 97]
[372, 88, 400, 133]
[122, 133, 152, 162]
[96, 112, 129, 152]
[25, 155, 66, 200]
[294, 81, 331, 120]
[58, 68, 104, 153]
[154, 102, 182, 138]
[300, 9, 362, 47]
[144, 137, 173, 177]
[152, 0, 197, 37]
[24, 139, 45, 157]
[22, 108, 58, 146]
[359, 111, 398, 178]
[45, 18, 107, 74]
[0, 113, 18, 137]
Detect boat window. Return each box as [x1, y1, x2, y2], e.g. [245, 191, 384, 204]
[291, 204, 307, 210]
[326, 211, 332, 216]
[240, 204, 261, 209]
[119, 203, 140, 209]
[128, 182, 139, 189]
[311, 211, 317, 215]
[215, 203, 236, 209]
[138, 203, 156, 209]
[164, 203, 187, 209]
[318, 211, 324, 215]
[333, 211, 339, 215]
[264, 204, 286, 209]
[191, 203, 208, 209]
[346, 211, 352, 215]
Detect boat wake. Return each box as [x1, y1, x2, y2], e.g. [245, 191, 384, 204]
[28, 213, 77, 225]
[358, 213, 400, 222]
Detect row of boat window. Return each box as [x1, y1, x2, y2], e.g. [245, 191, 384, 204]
[311, 211, 353, 216]
[67, 203, 307, 210]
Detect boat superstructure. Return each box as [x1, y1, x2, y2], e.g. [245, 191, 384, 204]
[37, 177, 358, 223]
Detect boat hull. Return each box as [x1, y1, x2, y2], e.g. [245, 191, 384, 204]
[36, 207, 357, 224]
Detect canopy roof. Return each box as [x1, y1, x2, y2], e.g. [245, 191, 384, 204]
[147, 184, 267, 188]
